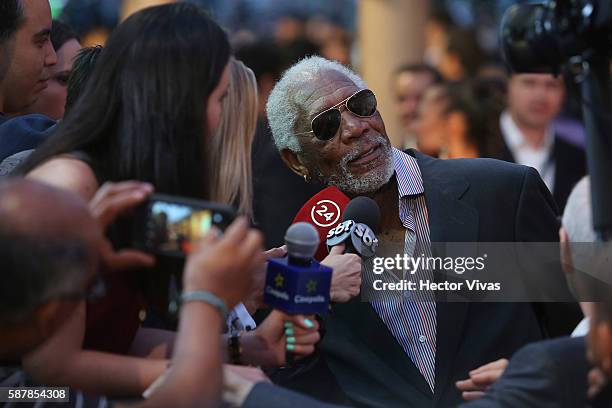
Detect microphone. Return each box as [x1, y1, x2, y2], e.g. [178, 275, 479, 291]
[264, 222, 333, 314]
[285, 221, 319, 267]
[292, 186, 350, 261]
[326, 196, 381, 259]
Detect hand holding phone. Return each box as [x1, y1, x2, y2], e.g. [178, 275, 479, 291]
[90, 181, 156, 272]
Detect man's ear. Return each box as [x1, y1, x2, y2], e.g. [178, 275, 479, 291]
[280, 149, 309, 179]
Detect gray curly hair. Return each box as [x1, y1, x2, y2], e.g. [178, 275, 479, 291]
[266, 56, 366, 153]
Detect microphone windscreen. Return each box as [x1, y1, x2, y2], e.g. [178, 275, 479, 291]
[342, 196, 381, 232]
[292, 186, 350, 261]
[285, 222, 320, 260]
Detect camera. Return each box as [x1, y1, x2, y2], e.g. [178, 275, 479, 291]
[500, 0, 612, 240]
[500, 0, 612, 74]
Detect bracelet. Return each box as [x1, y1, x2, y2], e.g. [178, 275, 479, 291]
[181, 290, 229, 319]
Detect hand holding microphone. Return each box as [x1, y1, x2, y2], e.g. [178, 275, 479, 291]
[322, 244, 362, 303]
[240, 310, 320, 367]
[264, 222, 332, 363]
[321, 197, 381, 302]
[264, 223, 333, 314]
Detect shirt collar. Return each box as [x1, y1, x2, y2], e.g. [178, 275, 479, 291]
[500, 110, 555, 152]
[392, 147, 424, 198]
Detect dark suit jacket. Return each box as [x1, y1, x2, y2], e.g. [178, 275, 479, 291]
[500, 135, 586, 212]
[460, 337, 590, 408]
[276, 151, 580, 408]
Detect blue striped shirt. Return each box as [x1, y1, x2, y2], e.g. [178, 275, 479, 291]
[369, 148, 437, 392]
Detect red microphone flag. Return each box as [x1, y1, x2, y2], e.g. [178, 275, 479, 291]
[292, 186, 350, 261]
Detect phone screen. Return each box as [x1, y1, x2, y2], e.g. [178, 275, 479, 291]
[140, 197, 234, 256]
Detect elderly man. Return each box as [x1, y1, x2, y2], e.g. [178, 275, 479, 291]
[266, 56, 578, 407]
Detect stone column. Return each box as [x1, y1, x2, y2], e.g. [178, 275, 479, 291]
[357, 0, 429, 147]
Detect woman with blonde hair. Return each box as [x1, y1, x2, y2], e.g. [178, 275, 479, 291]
[209, 58, 257, 219]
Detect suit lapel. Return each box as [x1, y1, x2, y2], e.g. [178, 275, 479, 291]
[414, 151, 479, 400]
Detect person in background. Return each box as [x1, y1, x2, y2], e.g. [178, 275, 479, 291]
[0, 0, 57, 117]
[0, 0, 57, 162]
[413, 84, 446, 157]
[392, 63, 443, 149]
[500, 73, 586, 211]
[437, 27, 483, 82]
[423, 8, 453, 70]
[64, 45, 104, 114]
[0, 46, 104, 177]
[22, 20, 82, 120]
[415, 79, 506, 159]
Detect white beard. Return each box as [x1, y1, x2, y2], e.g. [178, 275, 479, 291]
[314, 135, 395, 195]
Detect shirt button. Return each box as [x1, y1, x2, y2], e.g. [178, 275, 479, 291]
[418, 335, 427, 343]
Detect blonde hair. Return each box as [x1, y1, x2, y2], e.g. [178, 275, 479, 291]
[209, 58, 257, 218]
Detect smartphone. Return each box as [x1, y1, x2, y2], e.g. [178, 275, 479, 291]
[133, 194, 236, 257]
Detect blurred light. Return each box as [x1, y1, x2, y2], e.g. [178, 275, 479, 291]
[49, 0, 64, 18]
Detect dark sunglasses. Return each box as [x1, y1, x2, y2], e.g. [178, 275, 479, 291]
[297, 89, 377, 141]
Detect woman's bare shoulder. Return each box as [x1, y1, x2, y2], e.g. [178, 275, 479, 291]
[27, 156, 99, 201]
